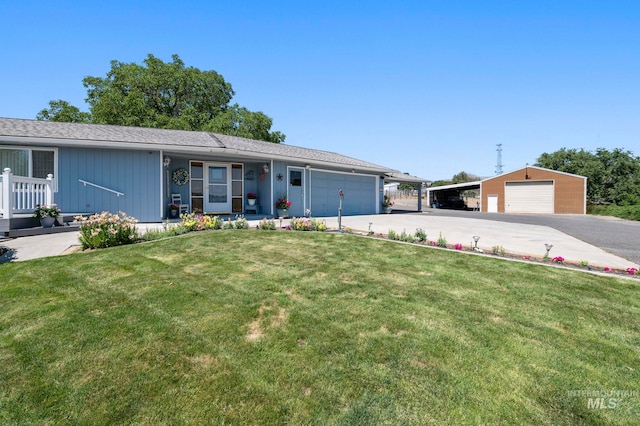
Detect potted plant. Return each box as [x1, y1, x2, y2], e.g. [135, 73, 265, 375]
[382, 195, 394, 214]
[247, 192, 257, 206]
[168, 203, 180, 218]
[33, 203, 61, 228]
[275, 196, 292, 218]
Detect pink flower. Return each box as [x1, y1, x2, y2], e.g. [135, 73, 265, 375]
[454, 243, 463, 250]
[604, 267, 611, 272]
[626, 267, 637, 275]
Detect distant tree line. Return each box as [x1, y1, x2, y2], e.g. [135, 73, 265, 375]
[536, 147, 640, 206]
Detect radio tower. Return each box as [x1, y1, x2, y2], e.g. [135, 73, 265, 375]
[495, 144, 503, 175]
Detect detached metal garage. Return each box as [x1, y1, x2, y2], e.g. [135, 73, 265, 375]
[309, 170, 378, 217]
[481, 166, 586, 214]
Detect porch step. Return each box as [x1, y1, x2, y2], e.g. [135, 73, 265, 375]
[7, 222, 80, 238]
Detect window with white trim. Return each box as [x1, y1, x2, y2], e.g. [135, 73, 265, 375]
[0, 148, 57, 190]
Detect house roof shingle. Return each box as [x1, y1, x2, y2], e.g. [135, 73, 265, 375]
[0, 117, 397, 173]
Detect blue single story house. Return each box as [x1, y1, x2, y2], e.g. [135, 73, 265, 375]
[0, 118, 424, 223]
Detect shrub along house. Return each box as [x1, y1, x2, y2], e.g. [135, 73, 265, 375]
[0, 118, 424, 230]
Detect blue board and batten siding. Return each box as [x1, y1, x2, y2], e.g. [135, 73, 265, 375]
[54, 151, 382, 222]
[57, 147, 161, 222]
[271, 160, 381, 217]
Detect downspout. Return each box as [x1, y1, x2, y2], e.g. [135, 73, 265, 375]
[159, 150, 165, 220]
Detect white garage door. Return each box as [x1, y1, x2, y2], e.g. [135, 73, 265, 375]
[310, 171, 377, 217]
[505, 181, 554, 214]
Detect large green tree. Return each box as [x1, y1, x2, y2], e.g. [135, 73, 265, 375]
[37, 54, 285, 143]
[536, 147, 640, 205]
[36, 100, 91, 123]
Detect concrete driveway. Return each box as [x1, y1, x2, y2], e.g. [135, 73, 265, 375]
[322, 210, 638, 270]
[1, 212, 637, 270]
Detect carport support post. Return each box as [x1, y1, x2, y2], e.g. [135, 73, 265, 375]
[338, 189, 344, 232]
[417, 184, 423, 212]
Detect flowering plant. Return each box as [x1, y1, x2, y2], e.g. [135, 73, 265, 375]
[551, 256, 565, 264]
[382, 195, 394, 207]
[275, 196, 291, 209]
[247, 192, 257, 200]
[290, 217, 327, 232]
[168, 203, 180, 211]
[75, 211, 138, 249]
[627, 267, 638, 275]
[33, 204, 61, 218]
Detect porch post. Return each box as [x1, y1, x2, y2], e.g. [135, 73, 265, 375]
[2, 168, 13, 219]
[46, 174, 54, 206]
[417, 183, 423, 212]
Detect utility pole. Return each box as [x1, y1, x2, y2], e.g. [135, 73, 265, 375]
[495, 144, 503, 175]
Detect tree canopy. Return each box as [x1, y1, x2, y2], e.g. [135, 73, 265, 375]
[535, 147, 640, 205]
[37, 54, 285, 143]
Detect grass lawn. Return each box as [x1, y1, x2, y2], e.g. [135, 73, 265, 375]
[1, 231, 639, 424]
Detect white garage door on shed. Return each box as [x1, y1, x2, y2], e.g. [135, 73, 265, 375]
[310, 170, 377, 217]
[505, 180, 554, 214]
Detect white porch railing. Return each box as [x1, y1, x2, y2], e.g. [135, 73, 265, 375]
[0, 168, 54, 219]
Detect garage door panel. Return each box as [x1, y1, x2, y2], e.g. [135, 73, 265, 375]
[505, 181, 553, 214]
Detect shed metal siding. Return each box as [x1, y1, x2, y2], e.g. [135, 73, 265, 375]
[481, 167, 586, 214]
[57, 147, 161, 221]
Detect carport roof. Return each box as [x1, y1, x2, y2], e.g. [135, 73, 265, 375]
[427, 181, 481, 191]
[384, 171, 427, 184]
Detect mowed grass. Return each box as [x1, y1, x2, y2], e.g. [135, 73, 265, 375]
[1, 231, 638, 425]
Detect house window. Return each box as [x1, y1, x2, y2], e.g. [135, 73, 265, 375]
[0, 148, 56, 179]
[32, 150, 55, 179]
[290, 170, 302, 186]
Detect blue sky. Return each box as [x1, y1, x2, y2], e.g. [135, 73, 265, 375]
[1, 1, 638, 180]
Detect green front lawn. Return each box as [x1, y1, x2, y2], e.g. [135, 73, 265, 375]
[1, 231, 638, 424]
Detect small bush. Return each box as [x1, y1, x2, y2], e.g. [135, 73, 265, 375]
[437, 232, 447, 248]
[180, 213, 222, 231]
[414, 228, 427, 242]
[388, 229, 398, 240]
[258, 218, 276, 230]
[492, 245, 506, 256]
[76, 211, 139, 249]
[290, 217, 327, 231]
[400, 230, 415, 243]
[234, 216, 249, 229]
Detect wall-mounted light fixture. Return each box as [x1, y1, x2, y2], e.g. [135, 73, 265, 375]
[262, 163, 270, 173]
[163, 156, 171, 167]
[305, 164, 310, 170]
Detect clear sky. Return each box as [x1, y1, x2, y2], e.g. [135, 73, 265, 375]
[1, 1, 638, 180]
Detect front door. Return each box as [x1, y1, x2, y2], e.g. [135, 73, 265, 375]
[205, 163, 231, 212]
[287, 166, 305, 217]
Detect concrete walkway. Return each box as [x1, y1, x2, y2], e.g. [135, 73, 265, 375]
[0, 214, 636, 270]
